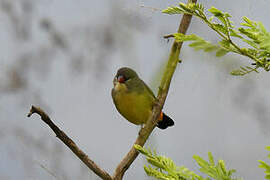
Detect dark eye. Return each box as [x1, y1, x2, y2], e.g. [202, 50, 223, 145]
[117, 75, 125, 83]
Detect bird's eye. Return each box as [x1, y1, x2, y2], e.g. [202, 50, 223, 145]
[117, 75, 125, 83]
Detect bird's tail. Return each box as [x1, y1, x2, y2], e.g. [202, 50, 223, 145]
[157, 112, 174, 130]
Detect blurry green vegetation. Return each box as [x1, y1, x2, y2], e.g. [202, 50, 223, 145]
[135, 145, 240, 180]
[135, 145, 270, 180]
[259, 146, 270, 179]
[163, 1, 270, 76]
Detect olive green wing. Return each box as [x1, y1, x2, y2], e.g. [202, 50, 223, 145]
[125, 77, 156, 102]
[140, 79, 156, 100]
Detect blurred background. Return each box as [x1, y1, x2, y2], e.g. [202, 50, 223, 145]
[1, 0, 270, 179]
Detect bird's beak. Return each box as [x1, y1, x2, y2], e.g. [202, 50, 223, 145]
[117, 75, 125, 83]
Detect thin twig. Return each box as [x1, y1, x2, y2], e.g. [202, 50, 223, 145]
[35, 160, 59, 180]
[163, 34, 175, 39]
[27, 106, 112, 180]
[112, 1, 197, 179]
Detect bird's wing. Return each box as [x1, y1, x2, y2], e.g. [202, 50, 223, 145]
[140, 79, 156, 100]
[125, 77, 156, 101]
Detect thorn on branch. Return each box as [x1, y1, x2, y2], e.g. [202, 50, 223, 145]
[163, 34, 175, 39]
[164, 34, 175, 43]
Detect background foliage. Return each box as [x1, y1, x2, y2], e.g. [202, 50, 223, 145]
[163, 1, 270, 76]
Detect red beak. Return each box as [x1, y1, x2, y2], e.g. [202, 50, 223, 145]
[117, 75, 125, 83]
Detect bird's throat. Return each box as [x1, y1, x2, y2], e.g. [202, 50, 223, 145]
[114, 82, 128, 92]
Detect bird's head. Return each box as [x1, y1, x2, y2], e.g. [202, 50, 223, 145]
[113, 67, 138, 86]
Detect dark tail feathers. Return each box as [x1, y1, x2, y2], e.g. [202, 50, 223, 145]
[157, 113, 174, 130]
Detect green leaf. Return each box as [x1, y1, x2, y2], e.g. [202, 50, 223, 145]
[259, 35, 270, 51]
[230, 69, 244, 76]
[224, 12, 232, 18]
[219, 40, 231, 49]
[213, 24, 228, 35]
[179, 3, 192, 12]
[231, 65, 259, 76]
[228, 169, 236, 176]
[258, 22, 267, 34]
[209, 16, 214, 22]
[265, 174, 270, 179]
[240, 23, 253, 28]
[242, 39, 258, 49]
[134, 144, 150, 156]
[217, 16, 227, 28]
[238, 28, 259, 40]
[189, 41, 207, 48]
[162, 6, 185, 15]
[216, 48, 229, 57]
[204, 45, 218, 52]
[218, 160, 227, 176]
[147, 157, 166, 169]
[208, 152, 215, 166]
[259, 160, 270, 170]
[194, 155, 210, 169]
[144, 165, 172, 180]
[174, 33, 198, 41]
[229, 29, 243, 38]
[242, 16, 255, 26]
[173, 33, 231, 56]
[208, 6, 223, 17]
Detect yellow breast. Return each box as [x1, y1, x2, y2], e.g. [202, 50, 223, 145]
[112, 83, 153, 125]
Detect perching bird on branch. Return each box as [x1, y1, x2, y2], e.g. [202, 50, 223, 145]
[112, 67, 174, 129]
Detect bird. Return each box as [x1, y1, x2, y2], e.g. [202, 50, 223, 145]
[111, 67, 174, 129]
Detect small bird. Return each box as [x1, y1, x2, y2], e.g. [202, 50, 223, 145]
[111, 67, 174, 129]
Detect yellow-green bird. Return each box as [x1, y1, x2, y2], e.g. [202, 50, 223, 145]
[111, 67, 174, 129]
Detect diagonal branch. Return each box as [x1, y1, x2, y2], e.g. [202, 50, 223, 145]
[27, 105, 113, 180]
[112, 1, 197, 179]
